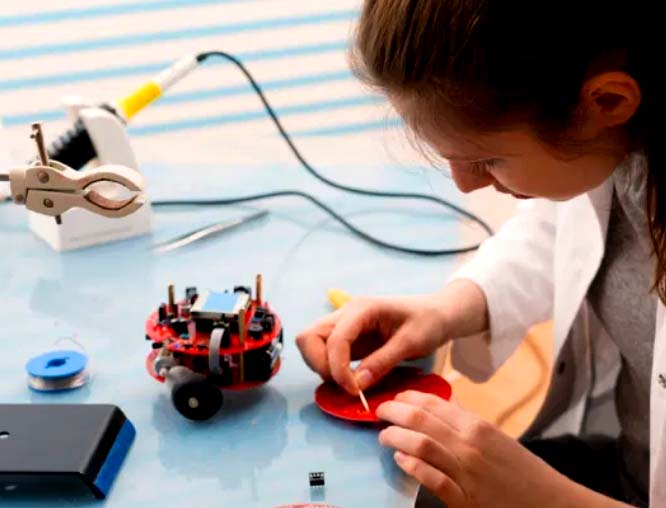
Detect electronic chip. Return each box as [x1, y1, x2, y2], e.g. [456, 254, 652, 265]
[191, 290, 249, 320]
[309, 472, 325, 487]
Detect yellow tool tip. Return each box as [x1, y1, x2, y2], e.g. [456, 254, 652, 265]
[327, 288, 352, 310]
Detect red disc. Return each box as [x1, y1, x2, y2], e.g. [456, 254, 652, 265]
[315, 367, 452, 423]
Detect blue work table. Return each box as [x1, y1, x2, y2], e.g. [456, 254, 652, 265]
[0, 159, 463, 508]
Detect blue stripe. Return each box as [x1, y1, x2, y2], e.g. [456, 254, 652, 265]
[0, 10, 356, 61]
[291, 118, 403, 137]
[0, 0, 257, 28]
[129, 95, 385, 136]
[93, 419, 136, 498]
[1, 69, 354, 127]
[0, 61, 167, 92]
[160, 69, 353, 106]
[0, 40, 347, 92]
[3, 109, 65, 127]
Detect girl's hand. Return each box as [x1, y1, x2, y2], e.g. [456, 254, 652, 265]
[296, 280, 490, 395]
[296, 294, 450, 395]
[377, 391, 634, 508]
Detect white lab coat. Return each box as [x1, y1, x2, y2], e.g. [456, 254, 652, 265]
[449, 172, 666, 506]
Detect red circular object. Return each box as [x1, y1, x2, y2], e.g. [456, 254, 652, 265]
[315, 367, 452, 423]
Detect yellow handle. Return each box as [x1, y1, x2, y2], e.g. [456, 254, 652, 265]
[116, 81, 162, 121]
[327, 288, 352, 309]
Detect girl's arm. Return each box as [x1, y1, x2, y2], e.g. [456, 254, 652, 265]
[447, 198, 558, 381]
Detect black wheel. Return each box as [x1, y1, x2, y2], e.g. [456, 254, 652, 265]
[165, 366, 223, 421]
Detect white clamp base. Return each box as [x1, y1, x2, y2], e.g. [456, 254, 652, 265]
[29, 203, 152, 251]
[29, 101, 152, 251]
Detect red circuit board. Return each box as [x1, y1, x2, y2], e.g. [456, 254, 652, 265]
[145, 299, 282, 356]
[145, 296, 283, 389]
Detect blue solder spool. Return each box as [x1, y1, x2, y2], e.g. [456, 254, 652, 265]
[25, 350, 90, 392]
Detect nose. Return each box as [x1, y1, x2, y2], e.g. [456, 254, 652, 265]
[492, 181, 512, 194]
[449, 166, 495, 193]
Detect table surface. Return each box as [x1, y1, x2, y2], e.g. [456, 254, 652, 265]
[0, 158, 464, 508]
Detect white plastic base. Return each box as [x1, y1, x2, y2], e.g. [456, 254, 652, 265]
[28, 202, 152, 251]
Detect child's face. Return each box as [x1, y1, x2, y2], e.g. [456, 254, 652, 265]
[426, 128, 624, 201]
[390, 93, 631, 202]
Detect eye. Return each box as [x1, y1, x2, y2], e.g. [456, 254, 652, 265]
[472, 159, 502, 173]
[466, 158, 500, 174]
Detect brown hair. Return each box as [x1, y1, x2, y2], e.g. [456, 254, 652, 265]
[353, 0, 666, 301]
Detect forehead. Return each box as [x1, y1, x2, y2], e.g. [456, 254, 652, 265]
[389, 93, 535, 160]
[423, 125, 535, 162]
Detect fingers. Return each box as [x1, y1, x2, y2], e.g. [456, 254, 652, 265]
[295, 309, 342, 379]
[296, 332, 331, 379]
[379, 425, 461, 479]
[376, 400, 458, 442]
[394, 390, 474, 431]
[326, 302, 380, 394]
[393, 451, 465, 507]
[298, 298, 419, 394]
[377, 396, 471, 507]
[354, 329, 413, 391]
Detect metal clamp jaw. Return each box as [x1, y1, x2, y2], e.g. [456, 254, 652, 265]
[8, 160, 146, 219]
[3, 122, 146, 222]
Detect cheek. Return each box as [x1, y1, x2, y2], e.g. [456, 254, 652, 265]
[489, 158, 567, 198]
[449, 166, 495, 193]
[488, 165, 537, 193]
[492, 156, 615, 200]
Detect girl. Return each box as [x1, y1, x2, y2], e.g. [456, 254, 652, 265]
[296, 1, 664, 507]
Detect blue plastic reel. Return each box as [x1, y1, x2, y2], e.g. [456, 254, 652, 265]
[26, 350, 88, 380]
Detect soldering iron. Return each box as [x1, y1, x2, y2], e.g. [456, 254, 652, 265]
[44, 56, 199, 170]
[39, 51, 494, 255]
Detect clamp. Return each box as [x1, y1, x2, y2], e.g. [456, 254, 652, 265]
[0, 123, 145, 222]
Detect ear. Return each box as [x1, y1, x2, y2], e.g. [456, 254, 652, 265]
[579, 72, 641, 134]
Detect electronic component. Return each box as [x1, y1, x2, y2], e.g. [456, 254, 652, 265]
[309, 472, 325, 487]
[169, 317, 189, 337]
[0, 404, 135, 499]
[190, 290, 249, 321]
[248, 322, 264, 340]
[158, 303, 167, 322]
[185, 287, 198, 303]
[144, 275, 283, 420]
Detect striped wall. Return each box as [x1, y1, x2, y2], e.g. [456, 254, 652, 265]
[0, 1, 406, 166]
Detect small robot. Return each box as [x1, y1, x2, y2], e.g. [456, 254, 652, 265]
[145, 274, 283, 420]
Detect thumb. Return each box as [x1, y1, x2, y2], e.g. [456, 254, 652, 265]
[354, 332, 412, 391]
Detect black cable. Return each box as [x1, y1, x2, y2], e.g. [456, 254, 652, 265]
[152, 51, 493, 255]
